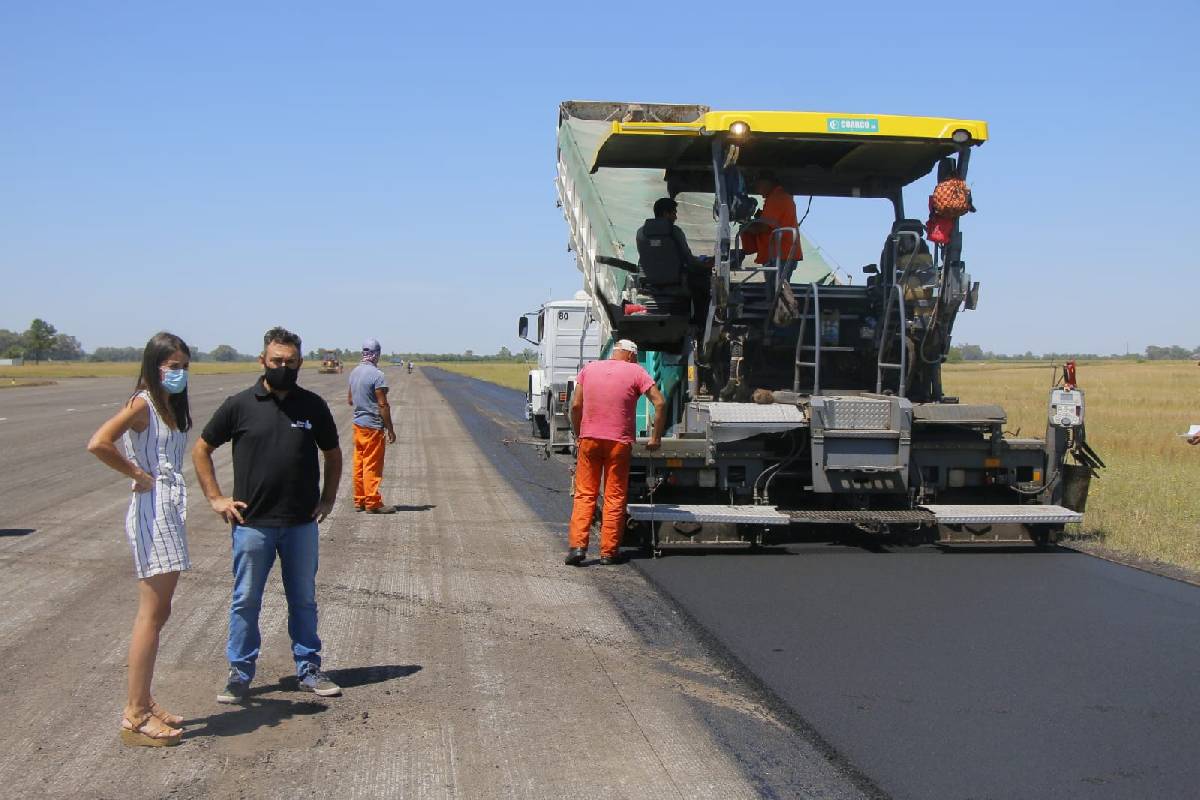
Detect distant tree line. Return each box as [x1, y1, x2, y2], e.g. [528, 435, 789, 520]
[947, 343, 1200, 362]
[307, 346, 537, 363]
[7, 320, 1196, 366]
[0, 319, 84, 363]
[0, 320, 540, 365]
[89, 343, 256, 363]
[0, 318, 263, 363]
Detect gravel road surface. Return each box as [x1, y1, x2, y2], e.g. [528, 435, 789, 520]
[0, 368, 866, 800]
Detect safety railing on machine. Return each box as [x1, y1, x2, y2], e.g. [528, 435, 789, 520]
[876, 284, 907, 396]
[792, 282, 822, 396]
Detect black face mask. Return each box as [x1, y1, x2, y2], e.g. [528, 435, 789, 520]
[264, 364, 299, 391]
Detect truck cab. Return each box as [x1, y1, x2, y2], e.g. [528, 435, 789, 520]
[518, 291, 601, 452]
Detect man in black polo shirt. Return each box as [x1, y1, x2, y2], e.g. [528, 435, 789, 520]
[193, 326, 344, 702]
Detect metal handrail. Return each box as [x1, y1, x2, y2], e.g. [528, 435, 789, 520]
[876, 285, 907, 396]
[730, 230, 779, 286]
[760, 226, 803, 334]
[769, 225, 802, 267]
[890, 231, 924, 289]
[793, 282, 820, 396]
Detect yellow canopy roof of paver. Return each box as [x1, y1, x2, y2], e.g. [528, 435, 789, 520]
[579, 104, 988, 198]
[608, 109, 987, 142]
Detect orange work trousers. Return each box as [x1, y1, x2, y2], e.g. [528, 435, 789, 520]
[568, 438, 632, 559]
[353, 424, 387, 509]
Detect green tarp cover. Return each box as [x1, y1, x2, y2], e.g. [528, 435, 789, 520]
[559, 118, 833, 301]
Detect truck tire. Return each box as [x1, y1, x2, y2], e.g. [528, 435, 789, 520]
[533, 414, 550, 439]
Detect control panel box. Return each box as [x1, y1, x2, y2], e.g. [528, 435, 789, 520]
[1049, 389, 1084, 427]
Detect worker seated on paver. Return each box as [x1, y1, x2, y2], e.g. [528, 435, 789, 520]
[635, 197, 713, 328]
[739, 172, 802, 285]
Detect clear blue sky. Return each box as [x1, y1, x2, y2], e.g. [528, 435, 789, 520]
[2, 1, 1196, 357]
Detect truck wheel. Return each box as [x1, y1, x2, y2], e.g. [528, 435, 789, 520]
[533, 415, 550, 439]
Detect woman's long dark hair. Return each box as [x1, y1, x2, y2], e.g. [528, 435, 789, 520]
[133, 332, 192, 432]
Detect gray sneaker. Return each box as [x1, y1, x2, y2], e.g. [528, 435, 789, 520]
[217, 669, 250, 704]
[298, 669, 342, 697]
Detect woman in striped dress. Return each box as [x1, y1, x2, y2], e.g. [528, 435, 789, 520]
[87, 332, 193, 747]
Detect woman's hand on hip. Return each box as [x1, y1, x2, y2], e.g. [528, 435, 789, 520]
[131, 470, 155, 493]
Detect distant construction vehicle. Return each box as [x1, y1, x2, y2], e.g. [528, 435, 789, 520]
[518, 291, 601, 452]
[555, 100, 1101, 553]
[317, 350, 343, 374]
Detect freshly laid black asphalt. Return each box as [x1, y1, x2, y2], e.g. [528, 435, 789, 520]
[429, 368, 1200, 800]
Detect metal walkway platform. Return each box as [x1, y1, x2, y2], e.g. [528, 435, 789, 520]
[921, 504, 1082, 525]
[627, 504, 791, 524]
[628, 503, 1081, 526]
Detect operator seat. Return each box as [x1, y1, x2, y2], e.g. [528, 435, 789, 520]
[619, 218, 692, 353]
[880, 219, 931, 281]
[636, 219, 690, 296]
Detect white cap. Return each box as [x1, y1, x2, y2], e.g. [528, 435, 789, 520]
[615, 339, 638, 354]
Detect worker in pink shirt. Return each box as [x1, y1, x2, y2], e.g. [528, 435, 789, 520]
[565, 339, 667, 566]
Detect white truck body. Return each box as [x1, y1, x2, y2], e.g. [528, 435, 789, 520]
[519, 292, 601, 451]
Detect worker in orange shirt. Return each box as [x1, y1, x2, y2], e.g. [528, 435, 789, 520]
[740, 172, 802, 284]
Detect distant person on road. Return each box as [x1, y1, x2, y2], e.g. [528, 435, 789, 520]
[635, 197, 713, 327]
[565, 339, 667, 566]
[192, 326, 344, 703]
[347, 338, 396, 513]
[87, 332, 193, 747]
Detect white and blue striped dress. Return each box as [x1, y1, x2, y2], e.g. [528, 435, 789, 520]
[122, 391, 190, 578]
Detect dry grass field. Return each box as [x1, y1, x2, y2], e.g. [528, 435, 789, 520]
[942, 361, 1200, 571]
[428, 362, 530, 392]
[1, 361, 292, 381]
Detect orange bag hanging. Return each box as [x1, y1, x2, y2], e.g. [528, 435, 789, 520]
[930, 178, 974, 218]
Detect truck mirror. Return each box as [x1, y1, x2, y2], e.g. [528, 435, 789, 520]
[518, 315, 540, 345]
[862, 264, 879, 274]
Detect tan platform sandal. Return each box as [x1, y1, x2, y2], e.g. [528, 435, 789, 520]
[150, 701, 184, 727]
[120, 711, 182, 747]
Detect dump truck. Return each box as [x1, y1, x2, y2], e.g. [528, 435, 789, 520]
[555, 101, 1101, 553]
[518, 291, 602, 452]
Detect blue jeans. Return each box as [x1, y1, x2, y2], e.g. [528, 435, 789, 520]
[227, 521, 322, 682]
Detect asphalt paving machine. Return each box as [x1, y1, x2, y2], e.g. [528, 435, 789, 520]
[556, 101, 1101, 553]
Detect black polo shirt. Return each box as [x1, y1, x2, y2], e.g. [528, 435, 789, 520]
[201, 378, 339, 527]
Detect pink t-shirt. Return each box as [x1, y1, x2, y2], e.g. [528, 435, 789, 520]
[577, 359, 655, 444]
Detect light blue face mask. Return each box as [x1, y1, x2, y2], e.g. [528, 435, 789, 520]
[161, 368, 188, 394]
